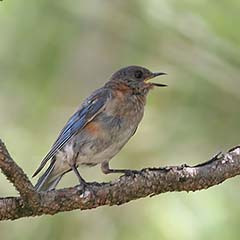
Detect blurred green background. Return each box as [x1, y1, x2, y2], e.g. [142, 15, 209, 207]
[0, 0, 240, 239]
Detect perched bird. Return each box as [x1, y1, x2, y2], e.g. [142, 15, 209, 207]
[33, 65, 167, 191]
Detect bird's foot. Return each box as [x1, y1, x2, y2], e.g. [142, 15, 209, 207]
[77, 180, 90, 192]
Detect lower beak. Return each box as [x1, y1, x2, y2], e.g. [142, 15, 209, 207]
[148, 72, 168, 87]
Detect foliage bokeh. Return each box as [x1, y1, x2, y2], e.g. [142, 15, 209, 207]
[0, 0, 240, 239]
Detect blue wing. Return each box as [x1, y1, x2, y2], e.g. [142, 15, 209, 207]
[33, 88, 110, 177]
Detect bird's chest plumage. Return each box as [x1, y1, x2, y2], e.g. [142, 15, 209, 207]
[60, 92, 146, 166]
[100, 91, 145, 143]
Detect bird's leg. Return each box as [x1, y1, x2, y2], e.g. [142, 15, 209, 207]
[71, 164, 88, 188]
[101, 162, 138, 176]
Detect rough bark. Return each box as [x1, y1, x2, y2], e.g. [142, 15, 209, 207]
[0, 139, 239, 221]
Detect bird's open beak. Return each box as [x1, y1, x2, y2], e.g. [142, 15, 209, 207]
[145, 72, 167, 87]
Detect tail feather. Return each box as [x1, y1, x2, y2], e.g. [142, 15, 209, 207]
[34, 159, 64, 192]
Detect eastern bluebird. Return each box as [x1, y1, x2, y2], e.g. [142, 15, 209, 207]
[33, 66, 167, 191]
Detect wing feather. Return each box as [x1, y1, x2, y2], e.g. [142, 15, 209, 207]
[32, 88, 110, 177]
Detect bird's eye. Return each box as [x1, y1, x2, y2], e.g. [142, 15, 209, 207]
[134, 70, 143, 79]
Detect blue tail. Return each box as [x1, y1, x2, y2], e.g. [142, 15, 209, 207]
[34, 159, 64, 192]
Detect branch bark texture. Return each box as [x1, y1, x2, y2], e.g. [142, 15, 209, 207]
[0, 139, 239, 221]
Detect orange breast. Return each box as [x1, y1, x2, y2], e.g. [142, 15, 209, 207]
[84, 122, 102, 136]
[115, 90, 125, 101]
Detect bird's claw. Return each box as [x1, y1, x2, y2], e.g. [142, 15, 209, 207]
[77, 181, 89, 193]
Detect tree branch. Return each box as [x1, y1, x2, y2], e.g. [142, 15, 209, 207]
[0, 139, 239, 221]
[0, 140, 39, 208]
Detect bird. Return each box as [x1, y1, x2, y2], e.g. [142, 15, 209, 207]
[33, 65, 167, 191]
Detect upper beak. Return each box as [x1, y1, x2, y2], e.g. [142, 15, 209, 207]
[152, 72, 167, 77]
[147, 72, 168, 87]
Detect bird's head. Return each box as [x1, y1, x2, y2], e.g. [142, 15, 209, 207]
[109, 65, 167, 94]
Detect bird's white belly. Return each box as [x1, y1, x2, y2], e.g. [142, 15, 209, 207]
[76, 127, 135, 165]
[55, 110, 140, 170]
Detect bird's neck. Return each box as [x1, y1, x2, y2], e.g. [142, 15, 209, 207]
[105, 80, 131, 93]
[105, 80, 151, 96]
[104, 82, 147, 120]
